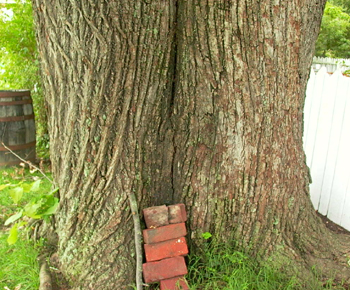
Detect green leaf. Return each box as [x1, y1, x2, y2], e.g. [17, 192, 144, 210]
[30, 179, 41, 192]
[40, 198, 59, 216]
[0, 183, 11, 191]
[202, 232, 212, 240]
[9, 186, 24, 203]
[21, 182, 32, 192]
[4, 210, 23, 226]
[23, 202, 41, 219]
[49, 187, 59, 195]
[7, 224, 19, 245]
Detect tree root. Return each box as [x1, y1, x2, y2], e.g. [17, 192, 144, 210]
[39, 261, 52, 290]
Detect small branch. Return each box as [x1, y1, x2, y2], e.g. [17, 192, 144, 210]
[1, 142, 55, 185]
[128, 192, 143, 290]
[39, 261, 52, 290]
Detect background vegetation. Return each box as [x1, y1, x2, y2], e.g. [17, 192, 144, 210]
[315, 0, 350, 58]
[0, 0, 48, 158]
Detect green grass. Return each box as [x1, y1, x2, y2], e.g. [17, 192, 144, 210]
[186, 242, 349, 290]
[0, 166, 53, 290]
[187, 243, 299, 290]
[0, 234, 41, 290]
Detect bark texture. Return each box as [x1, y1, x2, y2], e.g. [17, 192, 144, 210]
[32, 0, 350, 289]
[32, 1, 176, 287]
[172, 0, 350, 282]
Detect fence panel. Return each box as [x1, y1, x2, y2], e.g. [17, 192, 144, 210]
[312, 56, 350, 73]
[303, 67, 350, 231]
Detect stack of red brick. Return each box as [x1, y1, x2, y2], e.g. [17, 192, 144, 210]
[142, 204, 189, 290]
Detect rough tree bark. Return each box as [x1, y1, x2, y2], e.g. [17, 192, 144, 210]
[32, 0, 350, 289]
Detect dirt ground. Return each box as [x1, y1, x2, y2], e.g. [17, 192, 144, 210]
[317, 212, 350, 236]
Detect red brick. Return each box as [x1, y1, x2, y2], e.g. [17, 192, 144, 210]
[160, 276, 189, 290]
[143, 205, 169, 228]
[143, 223, 187, 244]
[144, 237, 188, 262]
[142, 256, 188, 283]
[168, 204, 187, 224]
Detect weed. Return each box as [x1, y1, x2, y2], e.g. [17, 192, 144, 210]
[1, 167, 57, 244]
[0, 166, 53, 289]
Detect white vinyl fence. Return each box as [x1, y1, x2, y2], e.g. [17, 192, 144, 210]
[312, 56, 350, 73]
[303, 67, 350, 231]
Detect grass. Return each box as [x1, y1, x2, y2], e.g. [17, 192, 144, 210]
[0, 165, 53, 290]
[0, 234, 41, 290]
[186, 242, 349, 290]
[187, 243, 299, 290]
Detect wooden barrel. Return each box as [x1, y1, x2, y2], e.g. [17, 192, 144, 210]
[0, 90, 36, 166]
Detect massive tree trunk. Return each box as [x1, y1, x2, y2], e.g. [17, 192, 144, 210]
[32, 0, 350, 289]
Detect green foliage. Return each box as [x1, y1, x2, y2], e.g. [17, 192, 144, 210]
[0, 167, 53, 289]
[0, 0, 49, 158]
[315, 2, 350, 58]
[331, 0, 350, 14]
[2, 180, 58, 244]
[0, 0, 37, 88]
[201, 232, 212, 240]
[0, 166, 57, 245]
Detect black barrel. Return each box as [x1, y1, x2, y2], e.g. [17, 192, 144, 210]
[0, 90, 36, 166]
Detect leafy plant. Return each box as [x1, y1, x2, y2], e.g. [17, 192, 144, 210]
[1, 180, 58, 244]
[0, 167, 53, 289]
[201, 232, 212, 240]
[343, 69, 350, 76]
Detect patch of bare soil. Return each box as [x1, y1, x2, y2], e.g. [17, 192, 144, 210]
[317, 212, 350, 235]
[316, 212, 350, 290]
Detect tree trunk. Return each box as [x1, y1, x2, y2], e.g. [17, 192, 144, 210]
[172, 0, 350, 282]
[32, 1, 177, 287]
[32, 0, 350, 289]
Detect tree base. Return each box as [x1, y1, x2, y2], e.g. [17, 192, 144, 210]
[266, 214, 350, 288]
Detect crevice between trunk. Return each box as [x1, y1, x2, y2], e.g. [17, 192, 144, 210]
[169, 0, 180, 204]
